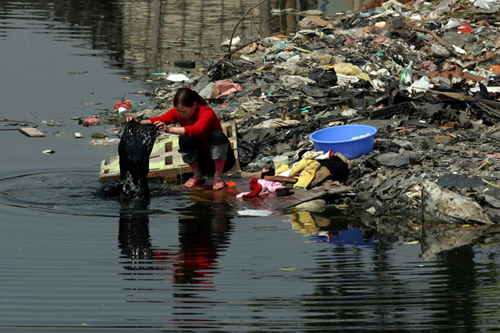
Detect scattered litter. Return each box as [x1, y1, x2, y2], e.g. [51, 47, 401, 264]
[237, 209, 273, 216]
[114, 99, 137, 114]
[165, 73, 192, 82]
[68, 71, 88, 74]
[91, 138, 120, 146]
[52, 131, 68, 137]
[83, 117, 101, 127]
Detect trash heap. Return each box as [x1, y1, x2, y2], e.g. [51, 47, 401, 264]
[127, 0, 500, 226]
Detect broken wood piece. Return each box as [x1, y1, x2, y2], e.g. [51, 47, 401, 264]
[416, 88, 500, 108]
[415, 28, 457, 55]
[425, 65, 487, 83]
[434, 135, 451, 143]
[19, 128, 45, 137]
[264, 175, 298, 183]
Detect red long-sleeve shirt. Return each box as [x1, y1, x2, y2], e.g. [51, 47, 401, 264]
[149, 105, 223, 151]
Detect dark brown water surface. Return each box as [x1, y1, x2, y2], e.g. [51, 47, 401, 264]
[1, 1, 500, 332]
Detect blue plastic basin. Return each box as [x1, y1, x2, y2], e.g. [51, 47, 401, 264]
[309, 125, 377, 159]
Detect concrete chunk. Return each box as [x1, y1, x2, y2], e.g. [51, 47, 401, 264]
[19, 128, 45, 137]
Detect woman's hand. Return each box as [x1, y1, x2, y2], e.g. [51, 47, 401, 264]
[154, 121, 168, 132]
[126, 116, 138, 122]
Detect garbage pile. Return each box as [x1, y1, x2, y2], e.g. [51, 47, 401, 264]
[116, 0, 500, 229]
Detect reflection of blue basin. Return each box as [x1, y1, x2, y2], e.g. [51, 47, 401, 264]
[311, 227, 374, 248]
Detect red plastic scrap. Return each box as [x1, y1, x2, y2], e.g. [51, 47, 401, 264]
[374, 35, 388, 43]
[217, 100, 228, 108]
[458, 23, 472, 34]
[487, 65, 500, 71]
[83, 117, 100, 127]
[114, 100, 133, 112]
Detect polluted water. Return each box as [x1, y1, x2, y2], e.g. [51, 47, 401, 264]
[1, 1, 500, 332]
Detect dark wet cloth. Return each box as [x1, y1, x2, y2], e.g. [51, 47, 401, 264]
[318, 156, 350, 182]
[118, 121, 158, 199]
[96, 121, 157, 200]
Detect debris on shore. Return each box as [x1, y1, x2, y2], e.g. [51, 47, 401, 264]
[91, 0, 500, 255]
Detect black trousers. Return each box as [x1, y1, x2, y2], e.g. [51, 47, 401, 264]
[179, 130, 236, 176]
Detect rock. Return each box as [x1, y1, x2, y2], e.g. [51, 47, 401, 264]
[297, 16, 333, 30]
[293, 199, 326, 212]
[422, 181, 493, 225]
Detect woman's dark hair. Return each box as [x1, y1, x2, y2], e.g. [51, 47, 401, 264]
[173, 87, 208, 107]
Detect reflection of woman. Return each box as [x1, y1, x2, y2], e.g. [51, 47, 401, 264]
[117, 201, 233, 288]
[127, 88, 235, 190]
[173, 214, 232, 286]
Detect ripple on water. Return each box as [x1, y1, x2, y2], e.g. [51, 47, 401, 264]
[0, 171, 185, 217]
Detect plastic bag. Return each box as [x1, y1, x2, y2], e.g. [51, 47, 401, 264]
[400, 61, 413, 85]
[114, 100, 137, 114]
[309, 67, 338, 87]
[329, 63, 370, 81]
[83, 117, 101, 127]
[407, 75, 431, 94]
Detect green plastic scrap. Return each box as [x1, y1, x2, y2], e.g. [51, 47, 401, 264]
[301, 106, 311, 113]
[274, 42, 288, 49]
[417, 33, 433, 40]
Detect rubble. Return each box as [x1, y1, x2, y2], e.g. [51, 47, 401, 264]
[90, 0, 500, 255]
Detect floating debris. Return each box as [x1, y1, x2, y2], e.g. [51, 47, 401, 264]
[68, 70, 88, 74]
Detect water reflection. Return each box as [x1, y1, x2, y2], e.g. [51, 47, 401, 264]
[2, 0, 354, 79]
[172, 203, 232, 287]
[268, 0, 318, 33]
[1, 0, 380, 82]
[421, 223, 500, 259]
[3, 0, 500, 329]
[118, 207, 153, 263]
[281, 210, 500, 330]
[118, 195, 233, 301]
[288, 209, 376, 246]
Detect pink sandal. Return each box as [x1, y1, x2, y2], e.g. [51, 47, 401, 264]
[185, 177, 205, 188]
[212, 179, 225, 190]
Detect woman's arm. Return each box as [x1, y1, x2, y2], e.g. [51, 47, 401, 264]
[153, 121, 185, 135]
[165, 125, 185, 135]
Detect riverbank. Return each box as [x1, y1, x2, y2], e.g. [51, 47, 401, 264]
[104, 0, 500, 226]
